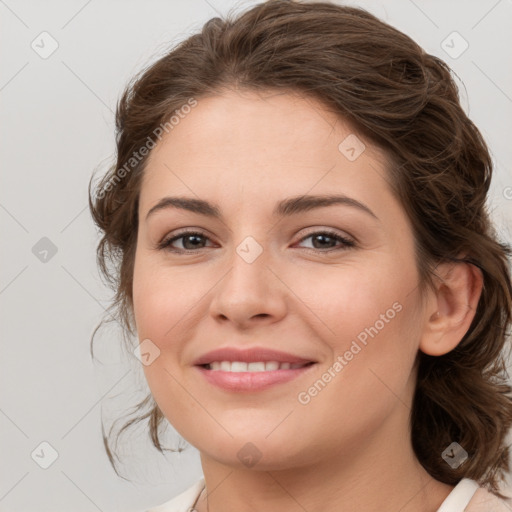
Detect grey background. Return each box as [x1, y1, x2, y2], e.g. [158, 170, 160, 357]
[1, 0, 511, 511]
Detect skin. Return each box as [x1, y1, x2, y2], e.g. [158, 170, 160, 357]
[132, 89, 483, 512]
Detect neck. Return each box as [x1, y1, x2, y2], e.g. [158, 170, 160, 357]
[194, 403, 453, 512]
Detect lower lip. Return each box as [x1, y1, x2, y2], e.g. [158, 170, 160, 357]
[195, 364, 316, 392]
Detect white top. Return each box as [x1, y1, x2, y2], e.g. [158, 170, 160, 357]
[436, 479, 479, 511]
[146, 477, 510, 512]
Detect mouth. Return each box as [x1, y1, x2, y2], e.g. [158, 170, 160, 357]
[194, 356, 317, 392]
[199, 361, 315, 372]
[192, 346, 318, 391]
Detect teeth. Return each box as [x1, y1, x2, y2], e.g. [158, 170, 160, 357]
[231, 362, 248, 372]
[205, 361, 310, 372]
[248, 362, 265, 372]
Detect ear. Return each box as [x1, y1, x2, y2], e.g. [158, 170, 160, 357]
[419, 260, 483, 356]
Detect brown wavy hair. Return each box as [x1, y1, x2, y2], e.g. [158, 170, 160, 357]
[88, 0, 512, 496]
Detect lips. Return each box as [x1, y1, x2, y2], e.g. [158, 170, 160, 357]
[193, 347, 316, 366]
[192, 347, 318, 392]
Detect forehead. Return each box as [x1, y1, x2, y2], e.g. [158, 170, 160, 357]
[147, 88, 367, 165]
[139, 89, 393, 216]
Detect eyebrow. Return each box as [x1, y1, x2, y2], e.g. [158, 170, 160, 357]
[145, 194, 378, 221]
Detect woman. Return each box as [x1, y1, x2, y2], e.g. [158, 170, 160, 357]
[88, 1, 512, 510]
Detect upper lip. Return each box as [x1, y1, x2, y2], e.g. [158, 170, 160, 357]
[193, 347, 317, 366]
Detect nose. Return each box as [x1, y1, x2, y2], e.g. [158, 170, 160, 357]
[208, 243, 288, 330]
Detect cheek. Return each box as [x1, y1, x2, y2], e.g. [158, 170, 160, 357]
[132, 254, 203, 343]
[285, 253, 415, 342]
[288, 252, 422, 399]
[132, 257, 200, 435]
[293, 281, 421, 449]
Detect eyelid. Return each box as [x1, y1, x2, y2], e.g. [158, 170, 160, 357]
[157, 228, 214, 251]
[294, 226, 355, 243]
[158, 226, 356, 253]
[294, 229, 355, 250]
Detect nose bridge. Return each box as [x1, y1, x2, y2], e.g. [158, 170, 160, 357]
[223, 234, 271, 298]
[208, 232, 287, 325]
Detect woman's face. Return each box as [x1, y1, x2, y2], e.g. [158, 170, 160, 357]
[133, 89, 428, 470]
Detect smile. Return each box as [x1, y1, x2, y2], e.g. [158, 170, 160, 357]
[203, 361, 312, 372]
[195, 361, 316, 392]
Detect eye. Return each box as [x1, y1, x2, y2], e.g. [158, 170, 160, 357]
[295, 230, 355, 251]
[158, 230, 213, 252]
[157, 229, 355, 254]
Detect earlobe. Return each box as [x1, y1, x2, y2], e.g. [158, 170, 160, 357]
[419, 261, 483, 357]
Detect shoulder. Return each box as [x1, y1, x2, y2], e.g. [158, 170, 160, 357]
[437, 478, 511, 512]
[465, 485, 512, 511]
[145, 478, 205, 512]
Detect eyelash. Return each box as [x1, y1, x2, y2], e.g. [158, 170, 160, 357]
[157, 229, 356, 254]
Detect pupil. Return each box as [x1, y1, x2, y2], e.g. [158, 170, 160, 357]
[313, 234, 334, 248]
[184, 235, 204, 250]
[181, 234, 337, 250]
